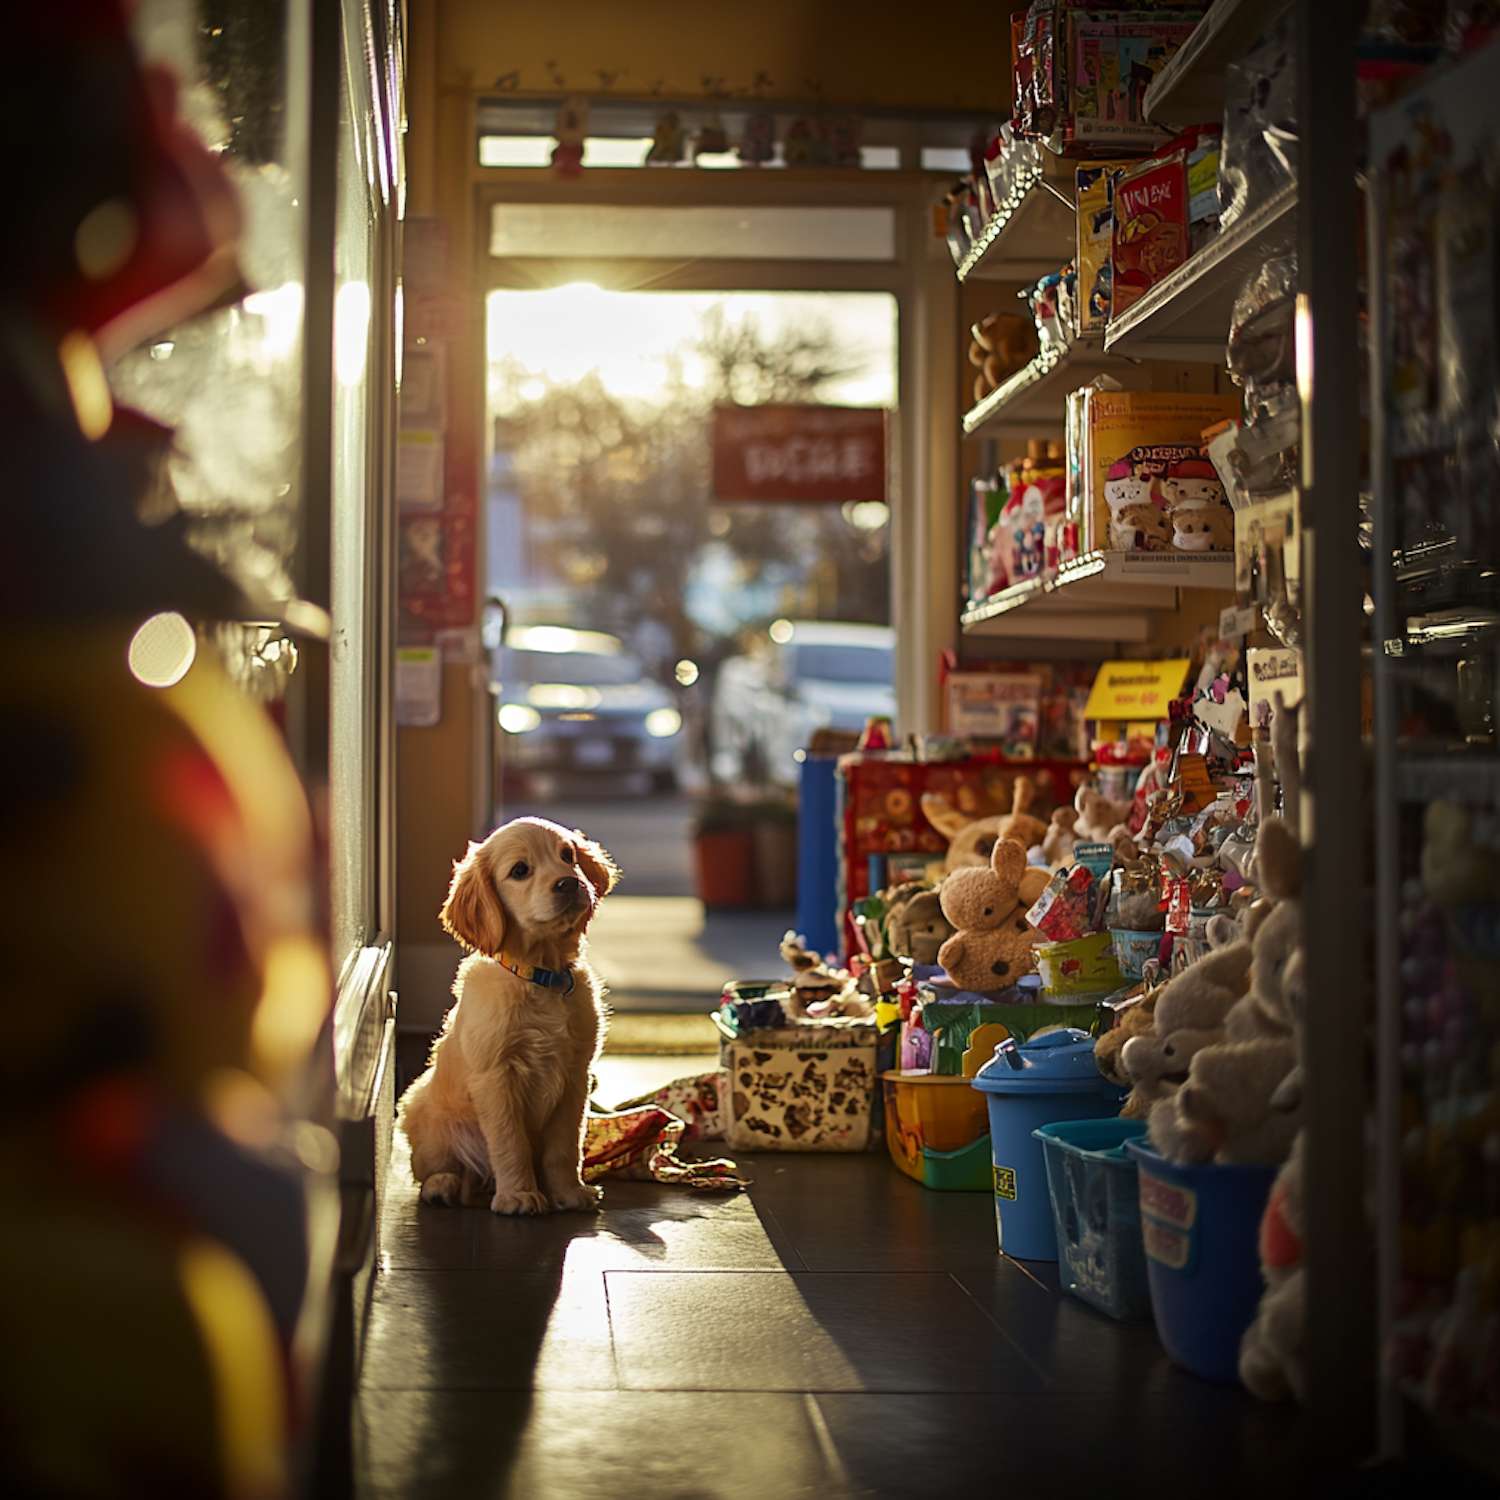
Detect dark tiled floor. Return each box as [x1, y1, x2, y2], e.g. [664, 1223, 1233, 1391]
[355, 1139, 1485, 1500]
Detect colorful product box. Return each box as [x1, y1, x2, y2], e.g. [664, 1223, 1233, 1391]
[1111, 149, 1189, 317]
[1062, 12, 1202, 154]
[1076, 161, 1130, 333]
[1083, 390, 1242, 555]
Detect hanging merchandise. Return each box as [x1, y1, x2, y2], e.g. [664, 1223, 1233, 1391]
[551, 96, 588, 179]
[968, 311, 1038, 407]
[739, 112, 776, 165]
[1218, 8, 1299, 231]
[1226, 253, 1299, 413]
[646, 109, 687, 165]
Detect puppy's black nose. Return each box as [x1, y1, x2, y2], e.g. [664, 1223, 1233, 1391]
[553, 875, 580, 896]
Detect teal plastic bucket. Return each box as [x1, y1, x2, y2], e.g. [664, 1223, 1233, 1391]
[971, 1030, 1126, 1261]
[1033, 1118, 1151, 1319]
[1125, 1141, 1277, 1384]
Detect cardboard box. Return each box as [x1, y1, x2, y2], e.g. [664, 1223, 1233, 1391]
[1084, 390, 1242, 555]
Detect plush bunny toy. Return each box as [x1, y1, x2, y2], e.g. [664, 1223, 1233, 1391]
[936, 838, 1051, 992]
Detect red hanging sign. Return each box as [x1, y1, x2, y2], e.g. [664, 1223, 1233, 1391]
[712, 404, 888, 503]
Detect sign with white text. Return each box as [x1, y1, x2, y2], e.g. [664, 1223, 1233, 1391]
[712, 404, 888, 503]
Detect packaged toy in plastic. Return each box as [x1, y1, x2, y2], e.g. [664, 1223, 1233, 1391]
[1218, 8, 1298, 231]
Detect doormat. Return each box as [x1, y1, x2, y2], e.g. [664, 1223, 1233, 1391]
[604, 1012, 720, 1055]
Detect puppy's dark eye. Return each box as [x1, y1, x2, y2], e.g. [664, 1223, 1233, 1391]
[560, 847, 575, 864]
[508, 862, 530, 879]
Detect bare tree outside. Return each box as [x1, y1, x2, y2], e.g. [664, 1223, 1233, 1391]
[486, 292, 895, 781]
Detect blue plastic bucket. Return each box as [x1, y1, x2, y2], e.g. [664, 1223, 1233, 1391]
[1033, 1118, 1151, 1319]
[971, 1030, 1126, 1261]
[1125, 1141, 1277, 1384]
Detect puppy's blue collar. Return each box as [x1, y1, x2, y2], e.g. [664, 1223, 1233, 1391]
[496, 952, 575, 994]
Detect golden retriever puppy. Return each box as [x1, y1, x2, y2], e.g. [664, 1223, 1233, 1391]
[398, 816, 618, 1214]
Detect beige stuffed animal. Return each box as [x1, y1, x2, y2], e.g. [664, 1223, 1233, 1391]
[1146, 816, 1304, 1166]
[1074, 784, 1132, 845]
[1041, 807, 1079, 869]
[1225, 816, 1302, 1043]
[937, 839, 1051, 992]
[1119, 941, 1251, 1117]
[1094, 989, 1159, 1114]
[922, 776, 1049, 873]
[920, 794, 1006, 874]
[1148, 1035, 1300, 1165]
[884, 886, 955, 966]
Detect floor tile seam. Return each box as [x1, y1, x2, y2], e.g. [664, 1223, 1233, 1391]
[611, 1381, 1057, 1394]
[751, 1202, 810, 1271]
[599, 1267, 1012, 1277]
[944, 1270, 1055, 1390]
[599, 1260, 625, 1391]
[355, 1379, 626, 1393]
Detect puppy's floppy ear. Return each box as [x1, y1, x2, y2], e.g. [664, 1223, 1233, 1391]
[440, 842, 506, 956]
[572, 832, 619, 901]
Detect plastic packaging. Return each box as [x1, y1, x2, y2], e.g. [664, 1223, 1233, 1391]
[1226, 253, 1298, 407]
[1218, 9, 1299, 232]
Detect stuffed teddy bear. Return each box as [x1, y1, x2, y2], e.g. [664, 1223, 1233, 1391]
[778, 931, 872, 1019]
[996, 775, 1050, 853]
[1109, 501, 1173, 551]
[1094, 989, 1159, 1112]
[1120, 941, 1251, 1118]
[884, 886, 955, 966]
[1041, 806, 1079, 869]
[1225, 815, 1302, 1045]
[1148, 1034, 1300, 1165]
[1074, 784, 1132, 845]
[937, 838, 1051, 991]
[1167, 499, 1234, 552]
[1421, 799, 1496, 910]
[1146, 815, 1305, 1166]
[922, 777, 1049, 874]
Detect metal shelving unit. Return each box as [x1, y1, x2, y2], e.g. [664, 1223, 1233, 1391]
[1104, 181, 1297, 361]
[962, 335, 1134, 435]
[1143, 0, 1294, 128]
[960, 549, 1231, 638]
[957, 165, 1077, 284]
[1368, 39, 1500, 1474]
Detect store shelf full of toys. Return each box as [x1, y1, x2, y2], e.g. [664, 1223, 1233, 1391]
[1368, 30, 1500, 1472]
[952, 1, 1263, 657]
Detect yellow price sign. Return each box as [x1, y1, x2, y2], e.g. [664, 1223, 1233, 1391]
[1082, 658, 1191, 721]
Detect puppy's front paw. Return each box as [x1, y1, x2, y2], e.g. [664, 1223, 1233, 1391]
[490, 1189, 550, 1216]
[551, 1182, 603, 1213]
[420, 1172, 463, 1207]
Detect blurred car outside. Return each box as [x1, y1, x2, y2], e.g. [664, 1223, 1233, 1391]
[710, 619, 895, 787]
[494, 625, 685, 793]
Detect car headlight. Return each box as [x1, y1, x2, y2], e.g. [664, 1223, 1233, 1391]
[644, 707, 682, 738]
[498, 703, 542, 733]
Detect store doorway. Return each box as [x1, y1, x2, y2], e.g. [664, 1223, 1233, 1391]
[483, 285, 897, 1046]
